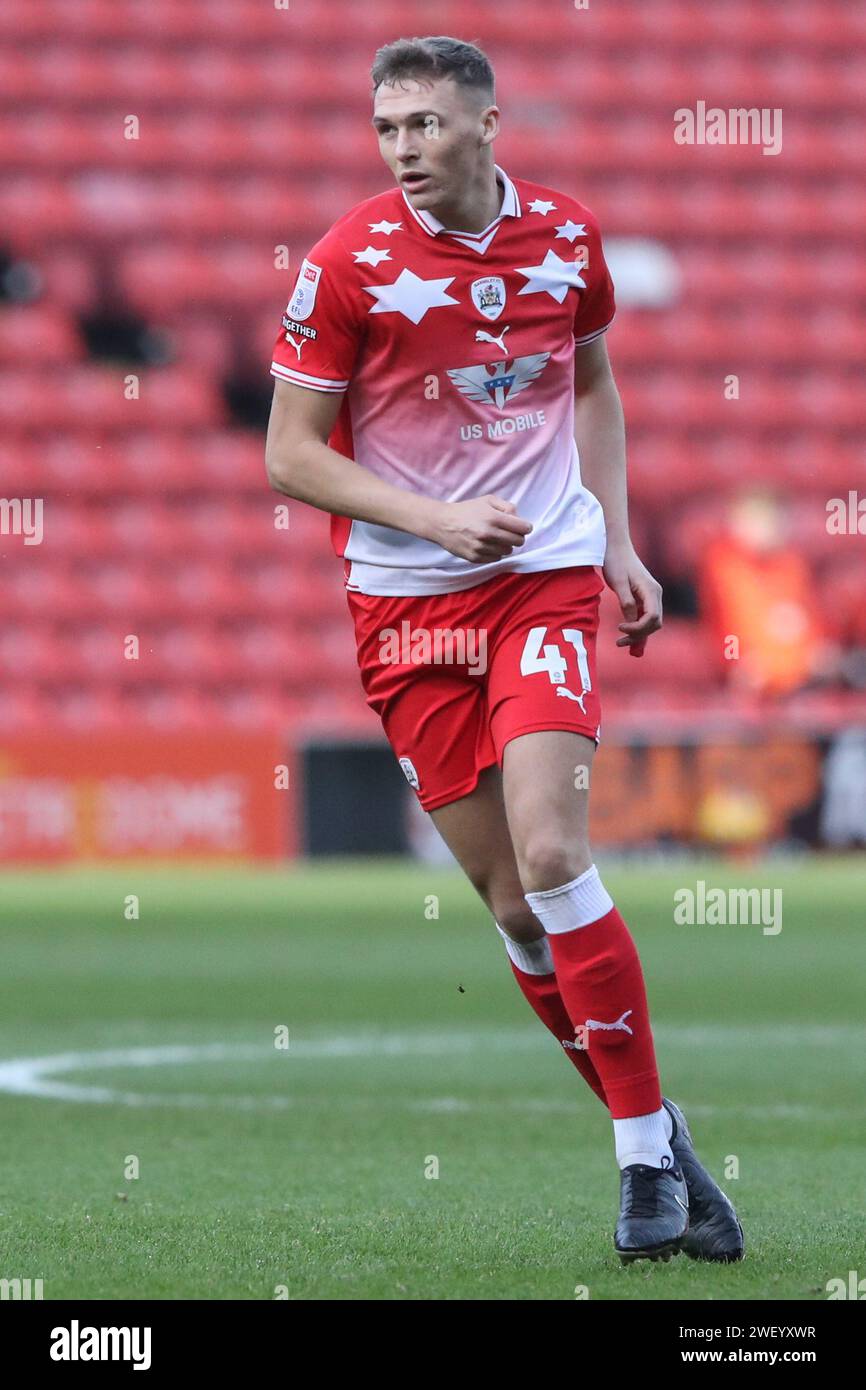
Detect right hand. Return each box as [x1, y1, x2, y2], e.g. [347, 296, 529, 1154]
[427, 495, 533, 563]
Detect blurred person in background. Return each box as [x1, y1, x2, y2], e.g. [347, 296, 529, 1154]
[699, 488, 839, 699]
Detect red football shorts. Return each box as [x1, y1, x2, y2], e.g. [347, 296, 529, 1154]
[346, 565, 605, 811]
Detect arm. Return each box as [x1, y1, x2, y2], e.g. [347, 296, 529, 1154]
[265, 378, 532, 563]
[573, 337, 663, 655]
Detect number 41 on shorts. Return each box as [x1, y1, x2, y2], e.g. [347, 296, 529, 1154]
[520, 626, 592, 707]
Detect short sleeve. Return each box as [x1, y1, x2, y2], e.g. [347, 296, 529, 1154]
[572, 214, 616, 345]
[270, 234, 363, 393]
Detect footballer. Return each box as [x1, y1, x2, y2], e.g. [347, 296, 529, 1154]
[265, 35, 744, 1264]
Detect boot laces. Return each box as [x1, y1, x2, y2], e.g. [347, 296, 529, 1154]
[626, 1167, 664, 1218]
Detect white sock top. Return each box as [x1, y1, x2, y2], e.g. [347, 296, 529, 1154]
[495, 923, 554, 976]
[524, 864, 614, 934]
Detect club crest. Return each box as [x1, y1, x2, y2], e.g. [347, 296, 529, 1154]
[471, 276, 506, 321]
[399, 757, 420, 790]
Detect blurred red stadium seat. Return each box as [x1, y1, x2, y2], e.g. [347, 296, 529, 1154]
[0, 304, 84, 365]
[0, 0, 862, 739]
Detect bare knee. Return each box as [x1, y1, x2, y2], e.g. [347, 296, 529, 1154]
[464, 864, 543, 945]
[517, 836, 593, 894]
[493, 898, 543, 945]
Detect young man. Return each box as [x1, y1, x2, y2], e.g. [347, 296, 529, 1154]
[265, 35, 743, 1264]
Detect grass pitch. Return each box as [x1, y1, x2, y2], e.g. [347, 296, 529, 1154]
[0, 858, 863, 1300]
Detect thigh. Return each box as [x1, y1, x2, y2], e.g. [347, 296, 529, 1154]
[429, 764, 541, 942]
[484, 565, 605, 888]
[501, 729, 597, 890]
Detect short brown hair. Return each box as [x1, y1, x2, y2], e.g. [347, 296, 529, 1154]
[371, 35, 495, 102]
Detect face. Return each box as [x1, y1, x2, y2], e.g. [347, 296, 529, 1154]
[372, 75, 499, 216]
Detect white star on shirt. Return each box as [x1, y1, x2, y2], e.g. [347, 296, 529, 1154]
[515, 248, 587, 303]
[554, 219, 587, 243]
[527, 198, 558, 216]
[363, 268, 459, 324]
[369, 219, 403, 235]
[352, 245, 392, 266]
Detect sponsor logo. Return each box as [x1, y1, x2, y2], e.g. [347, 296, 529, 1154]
[286, 258, 322, 322]
[447, 352, 550, 411]
[471, 275, 506, 320]
[459, 411, 547, 442]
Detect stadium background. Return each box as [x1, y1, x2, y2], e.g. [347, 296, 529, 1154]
[1, 0, 864, 862]
[0, 0, 864, 1306]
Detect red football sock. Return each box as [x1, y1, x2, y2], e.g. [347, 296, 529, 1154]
[508, 962, 609, 1106]
[544, 905, 663, 1119]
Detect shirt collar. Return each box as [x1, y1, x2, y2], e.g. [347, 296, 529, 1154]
[402, 164, 521, 241]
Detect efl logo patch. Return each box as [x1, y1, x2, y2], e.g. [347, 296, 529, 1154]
[287, 258, 322, 322]
[398, 757, 420, 790]
[471, 275, 506, 321]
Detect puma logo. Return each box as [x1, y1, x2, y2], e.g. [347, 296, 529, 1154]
[556, 686, 587, 713]
[287, 335, 304, 360]
[475, 325, 510, 356]
[584, 1009, 633, 1035]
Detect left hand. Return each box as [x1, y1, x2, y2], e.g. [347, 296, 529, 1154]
[603, 539, 663, 658]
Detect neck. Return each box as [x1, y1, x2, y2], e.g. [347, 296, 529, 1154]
[431, 160, 502, 234]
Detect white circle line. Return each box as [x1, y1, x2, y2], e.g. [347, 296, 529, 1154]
[0, 1025, 861, 1114]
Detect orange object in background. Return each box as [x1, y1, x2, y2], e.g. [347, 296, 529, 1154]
[588, 737, 820, 848]
[699, 491, 830, 697]
[0, 732, 293, 862]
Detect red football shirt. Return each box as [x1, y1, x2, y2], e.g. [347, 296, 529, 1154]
[271, 164, 616, 595]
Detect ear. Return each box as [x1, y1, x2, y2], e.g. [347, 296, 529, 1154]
[480, 105, 500, 144]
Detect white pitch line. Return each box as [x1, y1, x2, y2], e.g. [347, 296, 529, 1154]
[0, 1025, 861, 1114]
[0, 1033, 535, 1110]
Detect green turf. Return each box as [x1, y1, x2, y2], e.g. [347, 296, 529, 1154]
[0, 858, 863, 1300]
